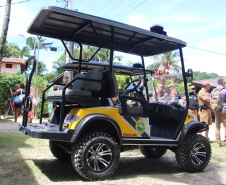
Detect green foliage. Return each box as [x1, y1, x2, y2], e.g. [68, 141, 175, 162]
[163, 78, 185, 95]
[52, 53, 66, 75]
[42, 73, 56, 82]
[2, 41, 30, 58]
[31, 75, 49, 117]
[0, 72, 49, 116]
[193, 71, 219, 81]
[0, 72, 25, 112]
[147, 51, 181, 74]
[116, 75, 130, 90]
[28, 60, 48, 76]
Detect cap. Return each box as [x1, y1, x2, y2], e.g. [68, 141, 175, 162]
[190, 85, 196, 89]
[168, 83, 175, 88]
[202, 81, 210, 86]
[157, 84, 163, 88]
[64, 71, 70, 78]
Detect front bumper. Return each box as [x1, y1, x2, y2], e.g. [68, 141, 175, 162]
[19, 122, 75, 142]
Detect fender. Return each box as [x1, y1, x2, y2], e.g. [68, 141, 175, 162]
[70, 114, 122, 144]
[179, 121, 209, 142]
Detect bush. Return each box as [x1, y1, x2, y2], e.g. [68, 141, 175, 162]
[0, 72, 48, 117]
[0, 72, 25, 113]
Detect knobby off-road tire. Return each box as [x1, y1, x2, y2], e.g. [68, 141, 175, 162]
[71, 132, 120, 180]
[139, 146, 167, 159]
[176, 133, 211, 172]
[49, 140, 71, 161]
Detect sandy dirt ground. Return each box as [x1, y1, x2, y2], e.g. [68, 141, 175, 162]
[0, 116, 226, 185]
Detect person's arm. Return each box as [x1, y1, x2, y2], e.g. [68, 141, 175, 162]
[168, 97, 175, 105]
[11, 89, 20, 96]
[200, 93, 210, 103]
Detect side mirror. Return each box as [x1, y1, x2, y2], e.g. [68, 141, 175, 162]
[186, 68, 193, 83]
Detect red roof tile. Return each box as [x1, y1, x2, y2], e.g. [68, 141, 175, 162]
[1, 57, 26, 64]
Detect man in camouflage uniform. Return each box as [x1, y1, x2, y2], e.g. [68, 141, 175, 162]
[210, 78, 226, 147]
[197, 81, 212, 142]
[167, 83, 178, 105]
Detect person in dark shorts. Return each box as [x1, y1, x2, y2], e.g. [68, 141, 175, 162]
[11, 83, 25, 122]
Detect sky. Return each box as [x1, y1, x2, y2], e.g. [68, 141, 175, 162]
[0, 0, 226, 76]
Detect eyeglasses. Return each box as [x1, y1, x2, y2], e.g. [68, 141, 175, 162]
[191, 88, 196, 90]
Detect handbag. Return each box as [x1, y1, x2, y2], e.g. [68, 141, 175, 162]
[14, 89, 25, 105]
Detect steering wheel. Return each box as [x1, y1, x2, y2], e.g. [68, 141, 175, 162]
[124, 78, 141, 93]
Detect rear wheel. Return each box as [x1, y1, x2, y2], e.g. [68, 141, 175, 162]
[71, 132, 120, 180]
[176, 133, 211, 172]
[49, 140, 71, 161]
[139, 146, 167, 159]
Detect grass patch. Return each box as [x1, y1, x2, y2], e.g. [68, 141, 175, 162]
[0, 121, 226, 184]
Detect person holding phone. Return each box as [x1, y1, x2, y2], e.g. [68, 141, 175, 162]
[11, 83, 25, 122]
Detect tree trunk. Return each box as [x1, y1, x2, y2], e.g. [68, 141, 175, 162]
[0, 0, 12, 74]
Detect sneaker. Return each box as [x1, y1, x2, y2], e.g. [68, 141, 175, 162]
[217, 143, 222, 147]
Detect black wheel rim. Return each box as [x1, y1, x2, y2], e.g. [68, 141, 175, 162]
[190, 143, 207, 165]
[87, 143, 112, 171]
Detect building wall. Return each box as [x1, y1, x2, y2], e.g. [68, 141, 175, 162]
[1, 63, 20, 74]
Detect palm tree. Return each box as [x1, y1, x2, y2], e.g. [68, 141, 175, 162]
[19, 35, 47, 56]
[147, 51, 181, 74]
[0, 0, 12, 73]
[18, 46, 30, 58]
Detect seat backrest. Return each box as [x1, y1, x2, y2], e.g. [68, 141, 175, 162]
[83, 69, 103, 91]
[101, 71, 119, 98]
[72, 73, 86, 90]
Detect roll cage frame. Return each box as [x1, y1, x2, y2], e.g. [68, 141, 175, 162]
[22, 6, 189, 133]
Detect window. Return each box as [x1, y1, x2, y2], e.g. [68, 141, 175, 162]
[6, 64, 12, 68]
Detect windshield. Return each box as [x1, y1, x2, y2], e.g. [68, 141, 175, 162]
[148, 74, 186, 106]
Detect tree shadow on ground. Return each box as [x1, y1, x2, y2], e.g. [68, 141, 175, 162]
[0, 120, 39, 185]
[33, 159, 80, 181]
[33, 157, 217, 183]
[33, 156, 182, 182]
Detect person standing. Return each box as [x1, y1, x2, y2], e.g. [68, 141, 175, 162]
[58, 71, 72, 90]
[152, 84, 166, 102]
[167, 83, 178, 105]
[188, 85, 198, 117]
[211, 78, 226, 147]
[197, 81, 212, 142]
[28, 86, 35, 123]
[11, 83, 25, 123]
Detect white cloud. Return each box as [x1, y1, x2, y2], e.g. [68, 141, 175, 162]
[0, 4, 35, 38]
[183, 47, 226, 76]
[195, 37, 226, 53]
[154, 14, 205, 24]
[173, 21, 226, 37]
[128, 14, 149, 30]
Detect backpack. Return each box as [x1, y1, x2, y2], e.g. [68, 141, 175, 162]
[211, 87, 224, 111]
[189, 94, 198, 108]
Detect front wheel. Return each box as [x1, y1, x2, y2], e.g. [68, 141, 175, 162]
[71, 132, 120, 180]
[176, 133, 211, 172]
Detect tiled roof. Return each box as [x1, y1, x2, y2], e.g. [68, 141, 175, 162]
[1, 57, 26, 64]
[192, 76, 226, 88]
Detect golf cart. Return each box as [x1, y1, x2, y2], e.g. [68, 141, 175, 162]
[20, 6, 211, 180]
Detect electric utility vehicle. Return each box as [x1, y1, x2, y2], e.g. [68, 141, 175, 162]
[20, 6, 211, 180]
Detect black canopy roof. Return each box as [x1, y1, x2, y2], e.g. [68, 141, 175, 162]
[27, 6, 186, 57]
[58, 61, 155, 76]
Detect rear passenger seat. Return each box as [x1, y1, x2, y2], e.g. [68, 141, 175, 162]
[46, 69, 102, 100]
